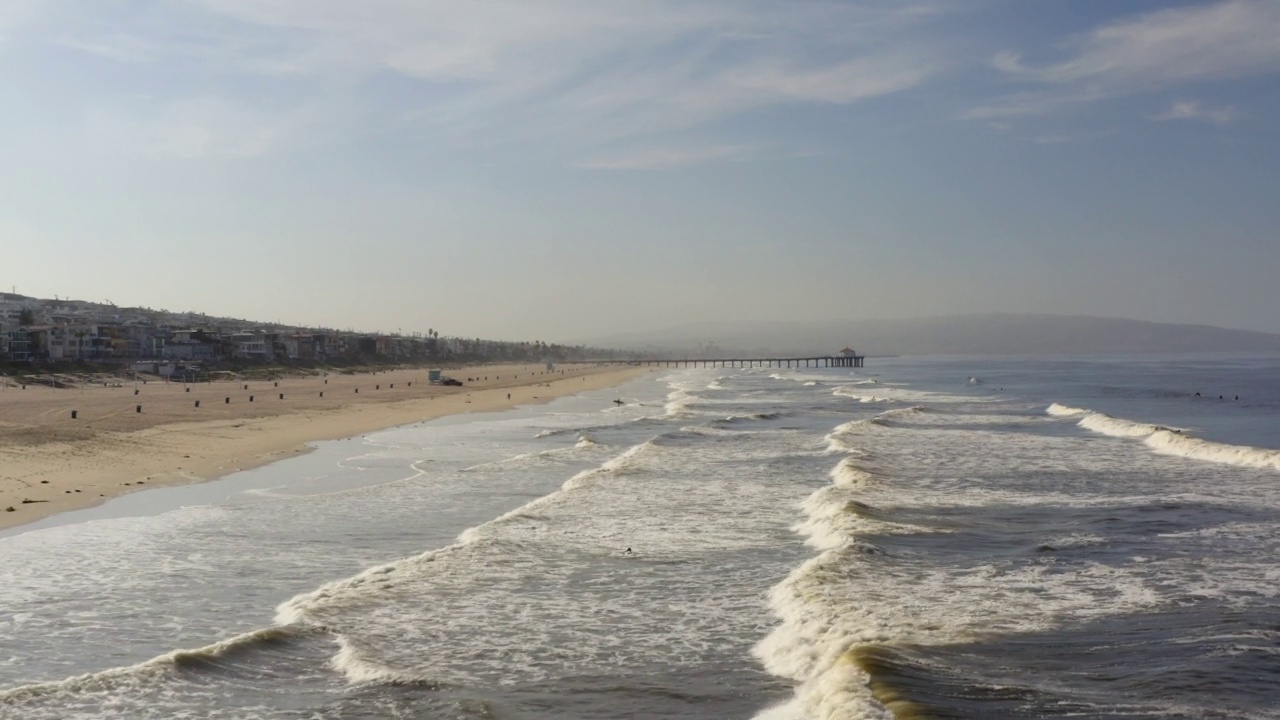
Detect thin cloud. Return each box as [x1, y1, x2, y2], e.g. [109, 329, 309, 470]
[54, 35, 157, 63]
[969, 0, 1280, 119]
[726, 55, 933, 104]
[149, 98, 313, 159]
[1151, 101, 1237, 126]
[20, 0, 945, 158]
[85, 97, 329, 160]
[577, 144, 755, 170]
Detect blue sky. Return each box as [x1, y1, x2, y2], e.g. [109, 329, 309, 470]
[1, 0, 1278, 340]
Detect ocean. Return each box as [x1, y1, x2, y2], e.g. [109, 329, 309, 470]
[2, 354, 1278, 719]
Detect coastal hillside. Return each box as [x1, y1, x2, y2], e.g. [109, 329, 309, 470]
[583, 314, 1280, 357]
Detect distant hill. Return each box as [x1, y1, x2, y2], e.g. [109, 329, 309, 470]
[582, 314, 1280, 356]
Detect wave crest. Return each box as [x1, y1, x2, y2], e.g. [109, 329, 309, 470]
[1146, 429, 1280, 471]
[0, 626, 303, 705]
[1048, 403, 1280, 472]
[1077, 412, 1167, 438]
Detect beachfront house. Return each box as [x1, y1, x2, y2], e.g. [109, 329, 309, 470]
[261, 332, 284, 363]
[229, 331, 270, 361]
[99, 323, 150, 359]
[131, 324, 160, 359]
[3, 328, 33, 361]
[164, 329, 219, 361]
[313, 333, 344, 361]
[282, 333, 316, 361]
[164, 341, 218, 361]
[37, 326, 69, 360]
[28, 326, 80, 361]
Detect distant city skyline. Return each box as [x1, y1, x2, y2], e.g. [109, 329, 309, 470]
[3, 1, 1278, 340]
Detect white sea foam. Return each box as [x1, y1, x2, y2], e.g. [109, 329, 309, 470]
[755, 396, 1204, 720]
[831, 457, 877, 489]
[1077, 412, 1168, 438]
[868, 406, 929, 426]
[0, 625, 300, 705]
[822, 407, 928, 453]
[278, 436, 665, 626]
[1145, 429, 1280, 472]
[1048, 403, 1173, 438]
[10, 371, 795, 716]
[711, 412, 785, 428]
[532, 428, 569, 438]
[749, 657, 891, 720]
[663, 389, 700, 417]
[824, 432, 863, 455]
[755, 533, 1163, 720]
[462, 441, 605, 472]
[834, 385, 990, 405]
[14, 362, 1273, 719]
[271, 403, 822, 696]
[1049, 404, 1280, 472]
[330, 635, 439, 685]
[833, 386, 890, 403]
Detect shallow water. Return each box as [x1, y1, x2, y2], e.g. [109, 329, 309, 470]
[2, 355, 1278, 719]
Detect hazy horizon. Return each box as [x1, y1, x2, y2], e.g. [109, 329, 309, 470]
[576, 313, 1280, 356]
[3, 1, 1278, 340]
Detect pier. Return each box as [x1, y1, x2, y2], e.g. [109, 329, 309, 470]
[625, 354, 864, 369]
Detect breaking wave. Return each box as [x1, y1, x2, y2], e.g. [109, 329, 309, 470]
[1077, 412, 1169, 438]
[833, 386, 890, 403]
[330, 635, 444, 686]
[822, 406, 927, 454]
[757, 412, 1171, 720]
[664, 389, 700, 418]
[0, 626, 305, 706]
[533, 427, 575, 438]
[1145, 430, 1280, 471]
[867, 406, 929, 427]
[267, 434, 661, 647]
[1049, 404, 1280, 472]
[710, 412, 785, 428]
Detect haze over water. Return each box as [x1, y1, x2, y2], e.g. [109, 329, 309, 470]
[3, 354, 1278, 718]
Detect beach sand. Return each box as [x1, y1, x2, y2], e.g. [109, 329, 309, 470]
[0, 363, 648, 531]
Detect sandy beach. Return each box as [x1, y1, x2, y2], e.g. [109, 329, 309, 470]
[0, 363, 648, 531]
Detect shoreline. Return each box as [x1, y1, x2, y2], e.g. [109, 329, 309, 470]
[0, 363, 649, 532]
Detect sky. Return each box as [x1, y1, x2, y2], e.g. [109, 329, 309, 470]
[1, 0, 1278, 342]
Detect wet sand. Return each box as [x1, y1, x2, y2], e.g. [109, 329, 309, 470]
[0, 363, 647, 530]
